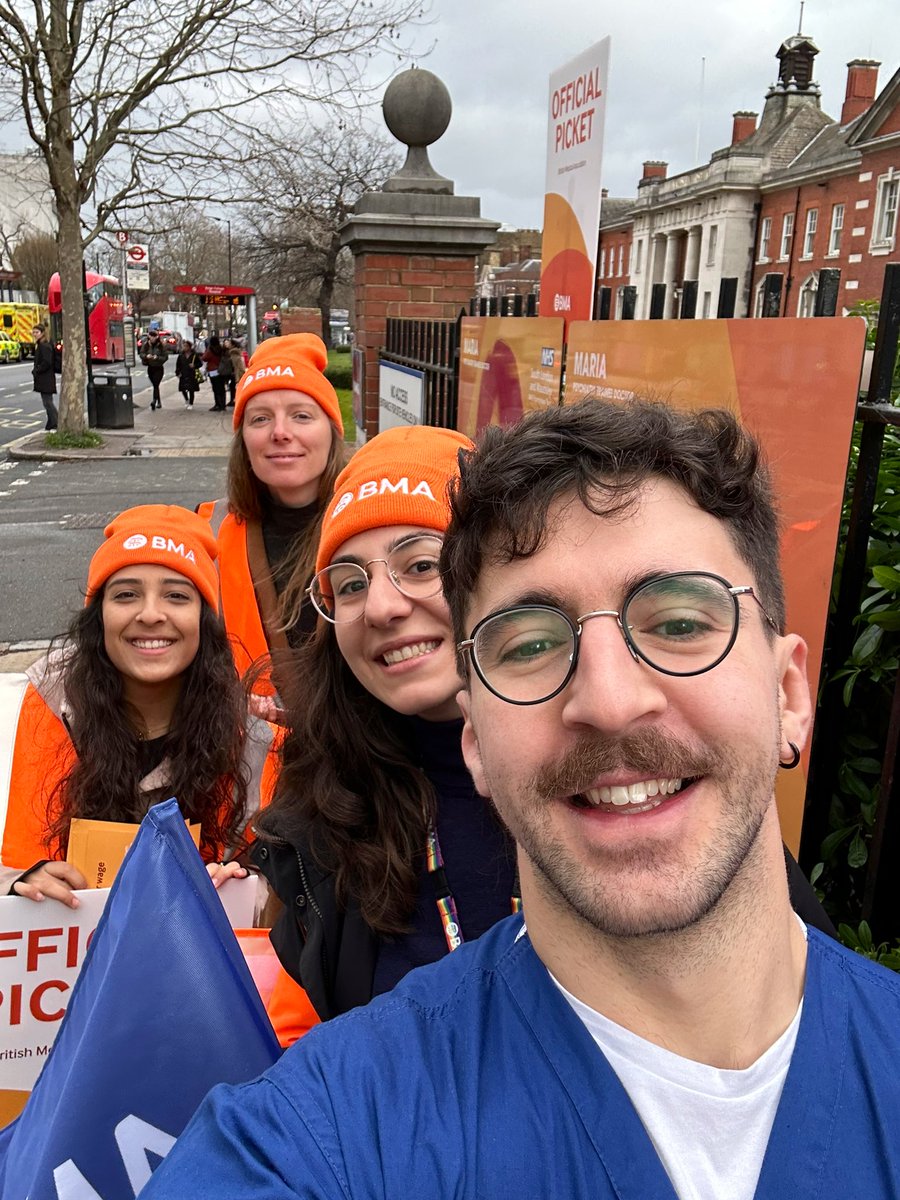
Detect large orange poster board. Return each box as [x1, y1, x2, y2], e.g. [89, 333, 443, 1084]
[564, 317, 867, 853]
[457, 317, 565, 440]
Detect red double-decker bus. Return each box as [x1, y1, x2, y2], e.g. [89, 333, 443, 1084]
[47, 272, 125, 362]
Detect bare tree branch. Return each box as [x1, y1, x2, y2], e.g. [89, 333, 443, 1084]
[0, 0, 428, 431]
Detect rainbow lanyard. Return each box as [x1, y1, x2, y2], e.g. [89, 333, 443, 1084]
[425, 824, 522, 954]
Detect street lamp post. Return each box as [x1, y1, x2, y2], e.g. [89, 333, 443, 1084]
[211, 215, 233, 333]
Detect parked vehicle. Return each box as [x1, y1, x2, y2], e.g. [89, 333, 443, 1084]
[0, 333, 21, 363]
[0, 302, 49, 358]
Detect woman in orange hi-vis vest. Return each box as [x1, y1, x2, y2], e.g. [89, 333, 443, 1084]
[0, 505, 279, 906]
[197, 334, 348, 689]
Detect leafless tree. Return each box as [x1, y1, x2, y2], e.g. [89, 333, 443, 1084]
[9, 231, 59, 296]
[240, 122, 400, 345]
[0, 0, 426, 432]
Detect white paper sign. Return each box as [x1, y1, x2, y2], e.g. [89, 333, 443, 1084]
[378, 361, 424, 431]
[0, 874, 259, 1092]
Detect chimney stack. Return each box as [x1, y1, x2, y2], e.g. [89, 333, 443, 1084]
[841, 59, 880, 125]
[641, 161, 668, 181]
[731, 111, 758, 145]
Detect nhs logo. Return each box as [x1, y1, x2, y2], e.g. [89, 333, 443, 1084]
[540, 347, 555, 368]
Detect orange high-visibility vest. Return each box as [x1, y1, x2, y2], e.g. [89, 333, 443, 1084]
[197, 500, 268, 679]
[0, 668, 281, 874]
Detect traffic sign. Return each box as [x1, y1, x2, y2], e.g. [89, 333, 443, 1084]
[116, 231, 129, 245]
[126, 243, 149, 264]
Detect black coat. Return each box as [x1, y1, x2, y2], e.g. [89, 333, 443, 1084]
[32, 339, 55, 395]
[250, 832, 377, 1021]
[140, 339, 167, 376]
[175, 350, 201, 390]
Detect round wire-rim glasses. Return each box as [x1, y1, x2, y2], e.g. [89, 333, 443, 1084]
[307, 534, 445, 624]
[457, 571, 779, 706]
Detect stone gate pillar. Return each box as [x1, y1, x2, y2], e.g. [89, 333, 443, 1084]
[340, 68, 499, 438]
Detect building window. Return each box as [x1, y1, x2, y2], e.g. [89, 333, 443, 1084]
[754, 281, 766, 318]
[634, 240, 644, 274]
[706, 225, 718, 267]
[758, 216, 772, 261]
[617, 245, 624, 276]
[600, 248, 606, 278]
[702, 291, 711, 319]
[615, 287, 625, 319]
[873, 175, 899, 248]
[828, 204, 844, 256]
[779, 213, 794, 259]
[797, 273, 818, 317]
[802, 209, 818, 258]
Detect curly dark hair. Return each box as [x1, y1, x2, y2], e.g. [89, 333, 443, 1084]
[45, 599, 249, 862]
[441, 397, 785, 644]
[254, 629, 434, 937]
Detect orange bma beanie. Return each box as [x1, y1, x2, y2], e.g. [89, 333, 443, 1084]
[316, 425, 473, 572]
[232, 333, 342, 432]
[85, 504, 220, 611]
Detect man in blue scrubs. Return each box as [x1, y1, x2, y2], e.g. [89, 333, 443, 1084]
[144, 399, 900, 1198]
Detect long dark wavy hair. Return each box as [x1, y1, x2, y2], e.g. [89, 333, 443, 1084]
[226, 423, 348, 632]
[45, 598, 249, 862]
[255, 626, 435, 937]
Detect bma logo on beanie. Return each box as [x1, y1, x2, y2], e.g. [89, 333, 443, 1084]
[331, 491, 354, 518]
[329, 478, 437, 519]
[86, 505, 221, 611]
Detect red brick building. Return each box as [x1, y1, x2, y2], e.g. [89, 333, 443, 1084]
[595, 192, 633, 316]
[752, 61, 900, 316]
[593, 35, 898, 322]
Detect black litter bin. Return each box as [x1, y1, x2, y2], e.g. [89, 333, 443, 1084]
[92, 374, 134, 429]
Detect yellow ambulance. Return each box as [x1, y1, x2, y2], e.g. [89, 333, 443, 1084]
[0, 302, 50, 358]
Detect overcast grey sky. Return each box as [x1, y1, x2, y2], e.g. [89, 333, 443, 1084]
[394, 0, 899, 229]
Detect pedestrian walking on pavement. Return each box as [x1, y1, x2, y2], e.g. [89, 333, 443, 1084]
[203, 335, 228, 412]
[140, 326, 168, 410]
[175, 339, 203, 408]
[31, 324, 58, 430]
[222, 337, 245, 407]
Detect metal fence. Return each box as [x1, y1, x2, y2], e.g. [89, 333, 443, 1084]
[381, 316, 460, 429]
[798, 263, 900, 937]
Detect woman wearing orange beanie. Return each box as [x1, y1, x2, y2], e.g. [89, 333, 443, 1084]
[0, 504, 278, 905]
[250, 425, 519, 1037]
[198, 333, 348, 683]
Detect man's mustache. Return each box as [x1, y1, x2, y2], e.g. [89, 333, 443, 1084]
[533, 728, 716, 799]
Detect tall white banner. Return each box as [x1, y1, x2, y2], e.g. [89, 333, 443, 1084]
[538, 38, 610, 326]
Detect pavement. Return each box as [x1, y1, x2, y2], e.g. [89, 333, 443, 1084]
[5, 373, 234, 462]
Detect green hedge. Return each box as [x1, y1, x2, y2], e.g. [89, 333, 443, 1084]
[325, 360, 352, 390]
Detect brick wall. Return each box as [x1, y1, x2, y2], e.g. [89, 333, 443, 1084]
[753, 144, 899, 314]
[596, 231, 632, 316]
[354, 252, 476, 436]
[279, 307, 322, 337]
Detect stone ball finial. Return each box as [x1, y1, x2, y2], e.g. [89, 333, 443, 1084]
[382, 68, 452, 149]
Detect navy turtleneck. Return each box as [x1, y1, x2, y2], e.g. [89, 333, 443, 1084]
[371, 715, 517, 998]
